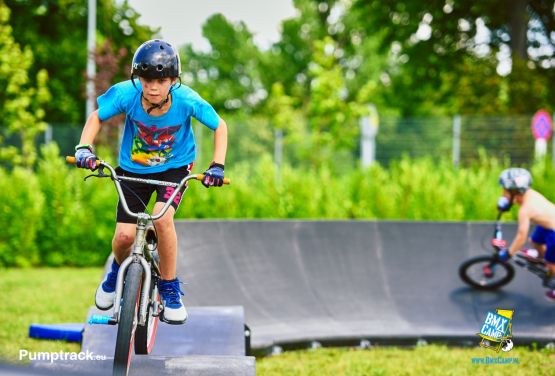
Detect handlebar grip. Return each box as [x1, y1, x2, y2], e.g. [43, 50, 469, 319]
[65, 156, 102, 167]
[196, 174, 231, 185]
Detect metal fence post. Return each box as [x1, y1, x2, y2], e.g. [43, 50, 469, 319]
[360, 104, 378, 168]
[44, 124, 52, 145]
[452, 115, 461, 168]
[274, 128, 283, 184]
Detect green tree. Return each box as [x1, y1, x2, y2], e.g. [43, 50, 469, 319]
[265, 82, 307, 166]
[260, 0, 327, 102]
[0, 1, 50, 168]
[5, 0, 155, 124]
[181, 13, 265, 114]
[182, 4, 381, 169]
[349, 0, 555, 115]
[92, 39, 128, 157]
[306, 37, 361, 168]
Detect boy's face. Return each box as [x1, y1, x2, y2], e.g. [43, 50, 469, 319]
[139, 77, 177, 103]
[502, 189, 524, 205]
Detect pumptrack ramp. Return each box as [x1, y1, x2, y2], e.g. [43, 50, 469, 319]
[175, 220, 555, 352]
[31, 305, 255, 376]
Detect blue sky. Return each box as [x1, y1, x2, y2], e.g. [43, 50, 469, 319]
[127, 0, 297, 50]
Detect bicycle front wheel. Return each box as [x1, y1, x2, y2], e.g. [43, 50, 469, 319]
[459, 255, 515, 290]
[113, 261, 143, 376]
[134, 278, 159, 354]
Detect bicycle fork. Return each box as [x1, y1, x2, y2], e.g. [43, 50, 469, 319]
[89, 219, 160, 326]
[113, 256, 152, 325]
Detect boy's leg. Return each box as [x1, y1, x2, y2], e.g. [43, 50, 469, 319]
[153, 201, 187, 324]
[529, 242, 546, 258]
[543, 235, 555, 274]
[95, 223, 137, 310]
[151, 165, 190, 324]
[112, 222, 137, 264]
[544, 261, 555, 301]
[542, 238, 555, 301]
[96, 167, 154, 310]
[152, 203, 177, 280]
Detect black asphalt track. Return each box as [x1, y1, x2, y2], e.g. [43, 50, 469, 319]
[174, 220, 555, 351]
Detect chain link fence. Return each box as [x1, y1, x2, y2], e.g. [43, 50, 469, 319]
[375, 115, 538, 166]
[1, 114, 550, 169]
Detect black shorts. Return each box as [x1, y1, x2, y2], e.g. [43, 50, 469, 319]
[115, 164, 193, 224]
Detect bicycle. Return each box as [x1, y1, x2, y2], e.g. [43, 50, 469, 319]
[458, 211, 554, 291]
[66, 156, 229, 376]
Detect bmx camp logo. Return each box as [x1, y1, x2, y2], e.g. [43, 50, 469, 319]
[477, 308, 514, 353]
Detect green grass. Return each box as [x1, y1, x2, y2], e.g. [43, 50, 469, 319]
[257, 345, 555, 375]
[0, 267, 102, 363]
[1, 267, 554, 375]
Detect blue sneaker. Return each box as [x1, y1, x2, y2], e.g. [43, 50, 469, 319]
[95, 260, 119, 310]
[159, 278, 188, 324]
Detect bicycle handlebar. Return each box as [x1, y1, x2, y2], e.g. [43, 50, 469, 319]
[65, 156, 230, 220]
[66, 156, 230, 184]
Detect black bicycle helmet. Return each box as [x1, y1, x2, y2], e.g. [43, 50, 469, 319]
[131, 39, 181, 79]
[498, 168, 532, 193]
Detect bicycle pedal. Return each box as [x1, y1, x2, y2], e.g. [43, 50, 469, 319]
[88, 314, 117, 325]
[149, 301, 161, 318]
[543, 278, 555, 290]
[514, 258, 526, 267]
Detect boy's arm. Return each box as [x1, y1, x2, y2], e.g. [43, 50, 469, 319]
[78, 110, 102, 145]
[211, 118, 227, 165]
[200, 118, 227, 188]
[74, 110, 102, 170]
[508, 207, 530, 256]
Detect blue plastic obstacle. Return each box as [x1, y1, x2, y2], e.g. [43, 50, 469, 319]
[29, 323, 84, 342]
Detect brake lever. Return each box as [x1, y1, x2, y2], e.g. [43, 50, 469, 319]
[84, 166, 111, 181]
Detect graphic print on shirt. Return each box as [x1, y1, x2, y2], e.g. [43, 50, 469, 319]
[131, 119, 181, 166]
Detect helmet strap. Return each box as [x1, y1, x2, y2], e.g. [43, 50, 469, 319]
[141, 93, 170, 114]
[508, 191, 516, 205]
[131, 74, 177, 114]
[130, 74, 141, 93]
[171, 77, 182, 91]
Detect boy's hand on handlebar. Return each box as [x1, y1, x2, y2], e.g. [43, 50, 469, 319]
[491, 238, 506, 248]
[74, 144, 98, 170]
[202, 162, 224, 188]
[497, 249, 511, 262]
[497, 196, 512, 212]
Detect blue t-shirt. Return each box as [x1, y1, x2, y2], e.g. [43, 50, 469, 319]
[97, 80, 220, 173]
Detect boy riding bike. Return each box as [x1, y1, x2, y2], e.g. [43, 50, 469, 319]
[74, 39, 228, 324]
[496, 168, 555, 301]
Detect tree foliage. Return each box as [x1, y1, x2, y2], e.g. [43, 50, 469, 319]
[349, 0, 555, 115]
[0, 1, 50, 168]
[4, 0, 155, 123]
[307, 37, 361, 166]
[3, 0, 555, 169]
[181, 13, 265, 113]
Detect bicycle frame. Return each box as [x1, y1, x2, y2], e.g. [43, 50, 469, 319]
[491, 212, 504, 251]
[489, 213, 549, 283]
[92, 161, 201, 326]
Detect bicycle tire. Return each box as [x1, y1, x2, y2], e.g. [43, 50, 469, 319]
[134, 275, 159, 354]
[459, 255, 515, 290]
[113, 261, 143, 376]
